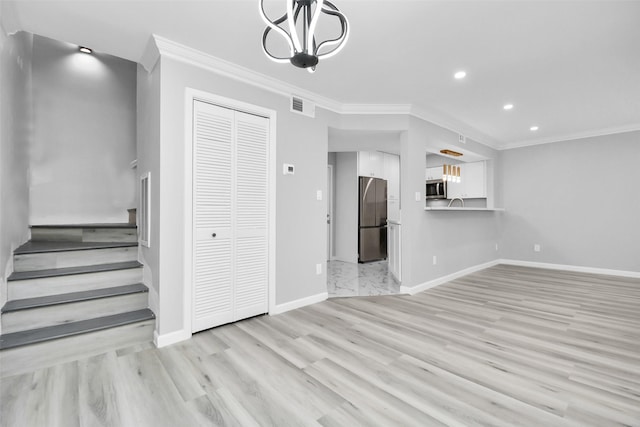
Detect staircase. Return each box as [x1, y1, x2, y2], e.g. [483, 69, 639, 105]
[0, 224, 155, 377]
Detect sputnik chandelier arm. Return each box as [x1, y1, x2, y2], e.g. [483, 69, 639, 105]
[259, 0, 349, 72]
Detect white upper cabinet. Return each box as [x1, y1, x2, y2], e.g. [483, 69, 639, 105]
[425, 166, 442, 181]
[358, 151, 384, 178]
[447, 161, 487, 199]
[384, 153, 400, 200]
[359, 151, 401, 220]
[384, 153, 400, 221]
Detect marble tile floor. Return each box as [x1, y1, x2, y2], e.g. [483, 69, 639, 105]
[327, 260, 400, 298]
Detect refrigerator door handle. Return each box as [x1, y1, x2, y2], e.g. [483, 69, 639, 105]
[362, 178, 373, 204]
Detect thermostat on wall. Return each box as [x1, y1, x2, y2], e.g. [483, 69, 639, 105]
[283, 164, 295, 175]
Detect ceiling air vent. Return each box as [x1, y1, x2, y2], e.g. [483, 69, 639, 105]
[290, 96, 315, 118]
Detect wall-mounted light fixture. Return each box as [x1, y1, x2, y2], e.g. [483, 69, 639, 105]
[78, 46, 93, 54]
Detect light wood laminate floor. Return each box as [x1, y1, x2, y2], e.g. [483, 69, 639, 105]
[2, 265, 639, 426]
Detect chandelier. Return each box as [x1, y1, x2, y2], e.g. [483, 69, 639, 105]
[259, 0, 349, 72]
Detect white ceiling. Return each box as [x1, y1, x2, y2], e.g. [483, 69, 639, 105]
[3, 0, 639, 149]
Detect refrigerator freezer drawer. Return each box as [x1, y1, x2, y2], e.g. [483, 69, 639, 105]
[359, 226, 387, 263]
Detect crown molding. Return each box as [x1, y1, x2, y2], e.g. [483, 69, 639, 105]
[409, 105, 499, 149]
[0, 1, 21, 36]
[143, 35, 634, 152]
[498, 123, 640, 150]
[143, 35, 501, 149]
[139, 35, 161, 73]
[340, 104, 412, 115]
[151, 35, 343, 113]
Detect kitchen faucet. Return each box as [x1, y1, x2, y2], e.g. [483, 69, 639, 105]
[448, 197, 465, 208]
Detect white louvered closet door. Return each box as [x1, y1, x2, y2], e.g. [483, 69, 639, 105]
[192, 100, 269, 333]
[234, 112, 269, 321]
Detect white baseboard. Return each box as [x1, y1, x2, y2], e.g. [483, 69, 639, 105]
[498, 259, 640, 278]
[400, 259, 501, 295]
[154, 328, 192, 348]
[270, 291, 328, 315]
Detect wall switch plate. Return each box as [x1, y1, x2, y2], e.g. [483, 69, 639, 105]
[316, 263, 322, 275]
[459, 134, 466, 144]
[534, 244, 541, 252]
[415, 192, 421, 202]
[283, 164, 295, 175]
[432, 255, 437, 265]
[495, 243, 499, 251]
[316, 190, 322, 201]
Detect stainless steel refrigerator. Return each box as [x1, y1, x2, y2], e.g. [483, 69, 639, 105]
[358, 176, 388, 263]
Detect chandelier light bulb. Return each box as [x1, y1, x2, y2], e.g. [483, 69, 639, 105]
[259, 0, 349, 72]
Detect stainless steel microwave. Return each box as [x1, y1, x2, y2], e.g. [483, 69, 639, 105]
[426, 179, 447, 199]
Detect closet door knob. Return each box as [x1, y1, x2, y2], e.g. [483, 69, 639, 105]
[211, 233, 217, 238]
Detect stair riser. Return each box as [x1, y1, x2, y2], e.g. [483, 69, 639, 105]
[31, 228, 137, 243]
[0, 320, 154, 377]
[1, 293, 148, 334]
[13, 247, 138, 272]
[8, 268, 143, 300]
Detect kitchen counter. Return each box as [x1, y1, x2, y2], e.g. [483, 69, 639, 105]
[424, 207, 505, 212]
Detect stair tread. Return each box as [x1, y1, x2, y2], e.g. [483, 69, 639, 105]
[15, 241, 138, 254]
[0, 309, 155, 350]
[2, 283, 148, 313]
[31, 223, 136, 229]
[7, 261, 143, 281]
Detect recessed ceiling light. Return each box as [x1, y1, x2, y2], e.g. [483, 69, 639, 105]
[79, 46, 93, 54]
[454, 71, 466, 80]
[530, 126, 539, 131]
[503, 104, 514, 110]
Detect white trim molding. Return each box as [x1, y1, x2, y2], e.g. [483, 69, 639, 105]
[400, 260, 501, 295]
[141, 35, 500, 149]
[139, 35, 161, 73]
[141, 35, 640, 153]
[154, 329, 192, 348]
[270, 292, 328, 315]
[400, 258, 640, 297]
[153, 35, 342, 113]
[498, 259, 640, 279]
[498, 124, 640, 151]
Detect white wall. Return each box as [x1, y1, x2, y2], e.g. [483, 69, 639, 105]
[334, 152, 358, 263]
[0, 29, 32, 332]
[29, 35, 136, 225]
[500, 131, 640, 273]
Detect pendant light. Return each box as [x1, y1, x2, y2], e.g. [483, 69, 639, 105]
[259, 0, 349, 73]
[442, 164, 462, 183]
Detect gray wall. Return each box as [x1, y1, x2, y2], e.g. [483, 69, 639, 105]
[29, 35, 137, 224]
[400, 117, 502, 287]
[136, 59, 161, 321]
[334, 152, 358, 263]
[500, 131, 640, 272]
[0, 29, 32, 331]
[147, 55, 334, 336]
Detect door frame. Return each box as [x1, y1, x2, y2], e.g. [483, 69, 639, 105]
[327, 164, 334, 261]
[184, 88, 277, 335]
